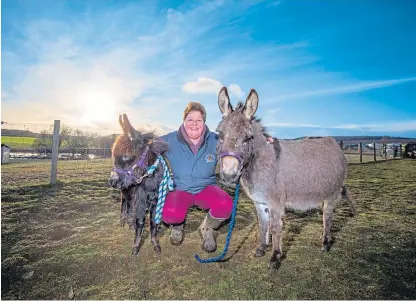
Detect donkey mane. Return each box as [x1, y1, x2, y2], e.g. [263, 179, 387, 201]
[111, 131, 168, 158]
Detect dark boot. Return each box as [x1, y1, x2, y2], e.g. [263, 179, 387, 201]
[170, 223, 184, 246]
[199, 213, 226, 253]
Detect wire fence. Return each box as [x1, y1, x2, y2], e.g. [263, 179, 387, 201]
[1, 122, 117, 163]
[2, 122, 415, 183]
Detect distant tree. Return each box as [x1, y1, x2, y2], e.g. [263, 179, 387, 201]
[91, 134, 118, 149]
[32, 129, 53, 149]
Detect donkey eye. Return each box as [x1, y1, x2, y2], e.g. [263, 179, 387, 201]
[243, 136, 252, 145]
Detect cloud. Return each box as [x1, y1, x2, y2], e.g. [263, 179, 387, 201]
[265, 122, 321, 128]
[275, 76, 416, 101]
[267, 1, 282, 7]
[2, 0, 274, 132]
[182, 78, 245, 100]
[228, 84, 245, 99]
[182, 77, 223, 94]
[334, 120, 416, 132]
[265, 120, 416, 132]
[2, 0, 414, 140]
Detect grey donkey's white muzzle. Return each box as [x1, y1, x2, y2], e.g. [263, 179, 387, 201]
[221, 156, 240, 176]
[220, 156, 242, 185]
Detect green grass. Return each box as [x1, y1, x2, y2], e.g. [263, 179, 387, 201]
[1, 136, 36, 148]
[1, 159, 415, 299]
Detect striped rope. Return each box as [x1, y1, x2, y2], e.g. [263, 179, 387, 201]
[147, 155, 173, 224]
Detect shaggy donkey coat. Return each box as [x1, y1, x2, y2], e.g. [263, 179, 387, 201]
[109, 114, 169, 256]
[216, 87, 356, 269]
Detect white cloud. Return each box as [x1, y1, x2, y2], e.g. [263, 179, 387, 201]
[265, 122, 321, 128]
[1, 49, 150, 127]
[3, 0, 414, 139]
[182, 78, 245, 101]
[264, 120, 416, 132]
[267, 1, 282, 7]
[227, 84, 245, 99]
[182, 77, 223, 94]
[275, 76, 416, 101]
[334, 120, 416, 132]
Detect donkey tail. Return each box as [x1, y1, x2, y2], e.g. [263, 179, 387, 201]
[341, 185, 357, 216]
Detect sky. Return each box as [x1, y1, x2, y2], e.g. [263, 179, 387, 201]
[1, 0, 416, 138]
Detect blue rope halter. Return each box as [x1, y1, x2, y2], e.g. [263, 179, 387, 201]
[194, 182, 241, 263]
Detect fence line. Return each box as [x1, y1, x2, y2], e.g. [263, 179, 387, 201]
[2, 121, 416, 184]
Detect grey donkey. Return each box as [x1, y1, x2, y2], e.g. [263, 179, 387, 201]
[216, 87, 356, 269]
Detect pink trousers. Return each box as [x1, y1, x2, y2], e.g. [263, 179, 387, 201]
[162, 185, 233, 224]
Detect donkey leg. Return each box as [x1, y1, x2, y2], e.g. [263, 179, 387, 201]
[341, 186, 357, 217]
[268, 209, 284, 270]
[132, 216, 146, 256]
[149, 204, 161, 255]
[120, 192, 127, 227]
[253, 202, 270, 257]
[127, 191, 136, 230]
[322, 194, 338, 252]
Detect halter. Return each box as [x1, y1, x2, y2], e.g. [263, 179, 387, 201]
[111, 146, 150, 183]
[219, 151, 243, 163]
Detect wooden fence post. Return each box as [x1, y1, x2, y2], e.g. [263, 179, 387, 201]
[340, 140, 343, 150]
[50, 120, 60, 185]
[359, 142, 363, 163]
[399, 144, 402, 158]
[373, 142, 376, 162]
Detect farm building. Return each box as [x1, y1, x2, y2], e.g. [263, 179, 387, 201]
[404, 142, 416, 158]
[1, 143, 11, 164]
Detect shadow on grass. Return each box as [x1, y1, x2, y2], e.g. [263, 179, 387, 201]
[1, 180, 118, 297]
[349, 158, 403, 166]
[373, 241, 416, 299]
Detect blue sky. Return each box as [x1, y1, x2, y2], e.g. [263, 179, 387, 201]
[2, 0, 416, 138]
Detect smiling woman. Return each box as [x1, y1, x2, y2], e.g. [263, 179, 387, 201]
[79, 90, 117, 125]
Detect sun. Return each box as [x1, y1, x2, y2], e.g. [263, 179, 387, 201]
[79, 90, 117, 126]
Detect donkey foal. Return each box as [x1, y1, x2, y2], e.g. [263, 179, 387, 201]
[109, 114, 169, 256]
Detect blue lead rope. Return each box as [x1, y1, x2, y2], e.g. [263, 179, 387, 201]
[147, 155, 174, 224]
[194, 183, 241, 263]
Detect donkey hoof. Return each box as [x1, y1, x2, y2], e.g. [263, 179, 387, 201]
[132, 247, 140, 256]
[268, 260, 280, 270]
[321, 244, 330, 252]
[154, 245, 161, 255]
[254, 248, 266, 257]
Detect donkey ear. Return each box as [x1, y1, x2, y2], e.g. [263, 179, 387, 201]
[120, 114, 138, 141]
[218, 87, 233, 117]
[243, 89, 259, 119]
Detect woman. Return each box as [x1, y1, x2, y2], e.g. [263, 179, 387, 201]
[160, 102, 231, 253]
[160, 101, 274, 252]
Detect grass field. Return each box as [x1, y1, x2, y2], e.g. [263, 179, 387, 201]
[1, 136, 36, 148]
[1, 159, 415, 299]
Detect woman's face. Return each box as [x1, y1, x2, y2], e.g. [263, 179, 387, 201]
[184, 110, 205, 140]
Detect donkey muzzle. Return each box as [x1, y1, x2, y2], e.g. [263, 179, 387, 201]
[219, 151, 243, 185]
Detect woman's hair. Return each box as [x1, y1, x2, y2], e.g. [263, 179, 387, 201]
[183, 102, 207, 122]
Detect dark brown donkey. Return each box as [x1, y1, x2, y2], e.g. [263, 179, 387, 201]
[216, 87, 356, 269]
[109, 114, 170, 256]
